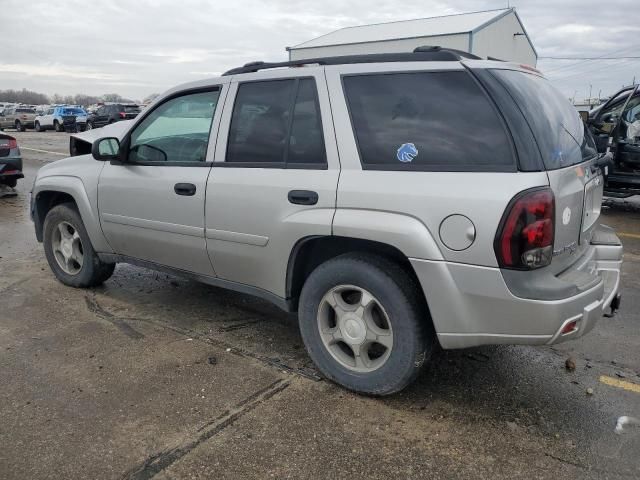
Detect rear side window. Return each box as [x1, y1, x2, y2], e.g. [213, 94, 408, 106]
[492, 70, 598, 169]
[343, 71, 514, 171]
[226, 78, 326, 167]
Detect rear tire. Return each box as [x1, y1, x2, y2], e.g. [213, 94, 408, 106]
[86, 122, 93, 130]
[15, 120, 25, 132]
[43, 203, 115, 288]
[3, 178, 17, 188]
[298, 253, 435, 395]
[35, 121, 42, 132]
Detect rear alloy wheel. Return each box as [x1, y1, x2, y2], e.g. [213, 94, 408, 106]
[43, 203, 115, 287]
[299, 253, 435, 395]
[317, 285, 394, 373]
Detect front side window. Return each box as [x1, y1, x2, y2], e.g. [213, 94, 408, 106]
[226, 78, 326, 166]
[343, 71, 514, 170]
[129, 89, 220, 164]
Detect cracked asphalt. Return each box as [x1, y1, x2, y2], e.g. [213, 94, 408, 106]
[1, 131, 639, 479]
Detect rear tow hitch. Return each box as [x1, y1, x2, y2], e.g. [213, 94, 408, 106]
[604, 293, 622, 318]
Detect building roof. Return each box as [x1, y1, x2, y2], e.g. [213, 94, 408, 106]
[289, 8, 513, 50]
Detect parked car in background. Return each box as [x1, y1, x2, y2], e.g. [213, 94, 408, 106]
[0, 105, 37, 131]
[32, 49, 622, 395]
[0, 132, 23, 195]
[582, 84, 640, 197]
[86, 103, 140, 129]
[35, 106, 88, 132]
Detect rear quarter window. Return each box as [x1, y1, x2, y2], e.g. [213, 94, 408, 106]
[491, 69, 598, 170]
[342, 71, 515, 171]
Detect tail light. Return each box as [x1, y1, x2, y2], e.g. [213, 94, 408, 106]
[0, 139, 18, 149]
[494, 188, 555, 270]
[119, 112, 126, 119]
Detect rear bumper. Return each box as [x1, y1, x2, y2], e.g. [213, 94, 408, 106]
[0, 156, 23, 178]
[411, 224, 623, 349]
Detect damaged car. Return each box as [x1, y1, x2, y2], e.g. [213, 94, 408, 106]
[583, 84, 640, 197]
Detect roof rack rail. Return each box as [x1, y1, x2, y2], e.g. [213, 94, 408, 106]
[222, 46, 482, 76]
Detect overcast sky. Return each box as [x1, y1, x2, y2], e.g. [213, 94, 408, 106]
[2, 0, 638, 102]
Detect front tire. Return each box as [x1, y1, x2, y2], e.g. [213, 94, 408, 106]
[35, 121, 42, 132]
[298, 253, 435, 395]
[43, 203, 115, 287]
[54, 120, 62, 132]
[15, 120, 25, 132]
[86, 122, 93, 130]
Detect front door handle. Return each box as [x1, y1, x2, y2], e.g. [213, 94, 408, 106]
[174, 183, 196, 196]
[288, 190, 318, 205]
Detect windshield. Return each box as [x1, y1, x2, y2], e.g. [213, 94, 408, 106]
[16, 108, 35, 113]
[492, 69, 598, 169]
[61, 108, 85, 115]
[123, 105, 140, 113]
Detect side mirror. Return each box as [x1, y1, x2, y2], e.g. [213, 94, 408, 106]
[578, 111, 589, 123]
[92, 137, 121, 161]
[131, 143, 168, 162]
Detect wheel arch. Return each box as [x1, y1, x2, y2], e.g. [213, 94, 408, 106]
[33, 177, 112, 253]
[286, 235, 432, 316]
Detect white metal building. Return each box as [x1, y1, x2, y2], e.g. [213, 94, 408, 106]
[287, 8, 537, 66]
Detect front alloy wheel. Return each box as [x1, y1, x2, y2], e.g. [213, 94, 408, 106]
[51, 220, 84, 275]
[43, 203, 115, 287]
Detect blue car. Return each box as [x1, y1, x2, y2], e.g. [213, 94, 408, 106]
[35, 106, 88, 132]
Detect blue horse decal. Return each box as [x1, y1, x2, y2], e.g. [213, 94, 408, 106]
[396, 143, 418, 163]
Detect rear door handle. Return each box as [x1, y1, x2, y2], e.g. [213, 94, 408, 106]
[288, 190, 318, 205]
[174, 183, 196, 196]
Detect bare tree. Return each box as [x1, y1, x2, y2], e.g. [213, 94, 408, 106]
[0, 88, 49, 105]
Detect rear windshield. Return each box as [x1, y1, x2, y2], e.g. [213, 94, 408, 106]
[16, 108, 35, 113]
[61, 108, 85, 115]
[123, 105, 140, 113]
[492, 69, 597, 169]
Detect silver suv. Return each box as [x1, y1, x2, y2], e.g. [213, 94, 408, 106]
[31, 48, 623, 395]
